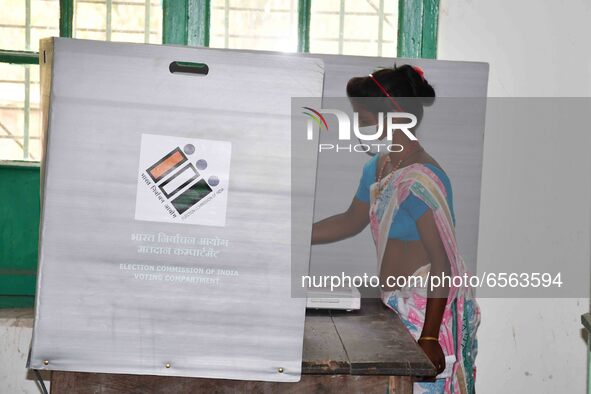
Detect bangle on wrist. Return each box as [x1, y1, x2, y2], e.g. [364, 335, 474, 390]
[418, 336, 439, 342]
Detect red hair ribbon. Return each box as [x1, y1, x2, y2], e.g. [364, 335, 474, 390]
[413, 66, 425, 79]
[368, 73, 404, 112]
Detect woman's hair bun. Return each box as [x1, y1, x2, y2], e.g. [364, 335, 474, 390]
[397, 64, 435, 106]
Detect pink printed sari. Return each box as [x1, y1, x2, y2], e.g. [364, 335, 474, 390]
[369, 161, 480, 394]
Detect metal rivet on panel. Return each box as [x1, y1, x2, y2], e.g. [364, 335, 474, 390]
[277, 367, 284, 373]
[165, 363, 171, 369]
[43, 360, 49, 366]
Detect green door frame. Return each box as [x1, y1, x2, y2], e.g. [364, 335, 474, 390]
[0, 0, 439, 308]
[398, 0, 439, 58]
[162, 0, 211, 46]
[297, 0, 312, 53]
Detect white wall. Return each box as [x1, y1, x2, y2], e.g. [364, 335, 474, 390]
[0, 310, 50, 393]
[439, 0, 591, 392]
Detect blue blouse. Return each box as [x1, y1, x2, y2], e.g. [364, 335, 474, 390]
[355, 155, 455, 241]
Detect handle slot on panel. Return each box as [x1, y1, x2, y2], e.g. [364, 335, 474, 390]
[169, 61, 209, 76]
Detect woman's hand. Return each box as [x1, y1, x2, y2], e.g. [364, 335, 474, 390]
[418, 338, 446, 375]
[311, 198, 369, 244]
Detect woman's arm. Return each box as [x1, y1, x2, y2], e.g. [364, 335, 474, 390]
[416, 209, 451, 374]
[311, 198, 370, 245]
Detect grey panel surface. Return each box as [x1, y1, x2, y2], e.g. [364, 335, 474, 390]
[30, 38, 324, 381]
[305, 54, 489, 282]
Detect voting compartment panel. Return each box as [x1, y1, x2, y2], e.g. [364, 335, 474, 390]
[30, 38, 324, 382]
[305, 54, 489, 282]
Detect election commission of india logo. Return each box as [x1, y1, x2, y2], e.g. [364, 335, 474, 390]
[134, 134, 231, 227]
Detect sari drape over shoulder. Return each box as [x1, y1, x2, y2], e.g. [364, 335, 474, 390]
[369, 162, 480, 394]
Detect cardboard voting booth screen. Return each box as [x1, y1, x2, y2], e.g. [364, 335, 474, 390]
[30, 38, 324, 381]
[303, 54, 489, 289]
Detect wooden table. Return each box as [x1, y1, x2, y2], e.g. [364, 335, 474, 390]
[51, 299, 436, 394]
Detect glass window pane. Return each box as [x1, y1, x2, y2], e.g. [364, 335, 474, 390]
[73, 0, 163, 44]
[310, 0, 398, 57]
[210, 0, 298, 52]
[0, 0, 60, 52]
[0, 63, 41, 161]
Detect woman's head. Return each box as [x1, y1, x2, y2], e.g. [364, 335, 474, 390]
[346, 65, 435, 130]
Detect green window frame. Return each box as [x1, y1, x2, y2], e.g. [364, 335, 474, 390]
[0, 0, 440, 308]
